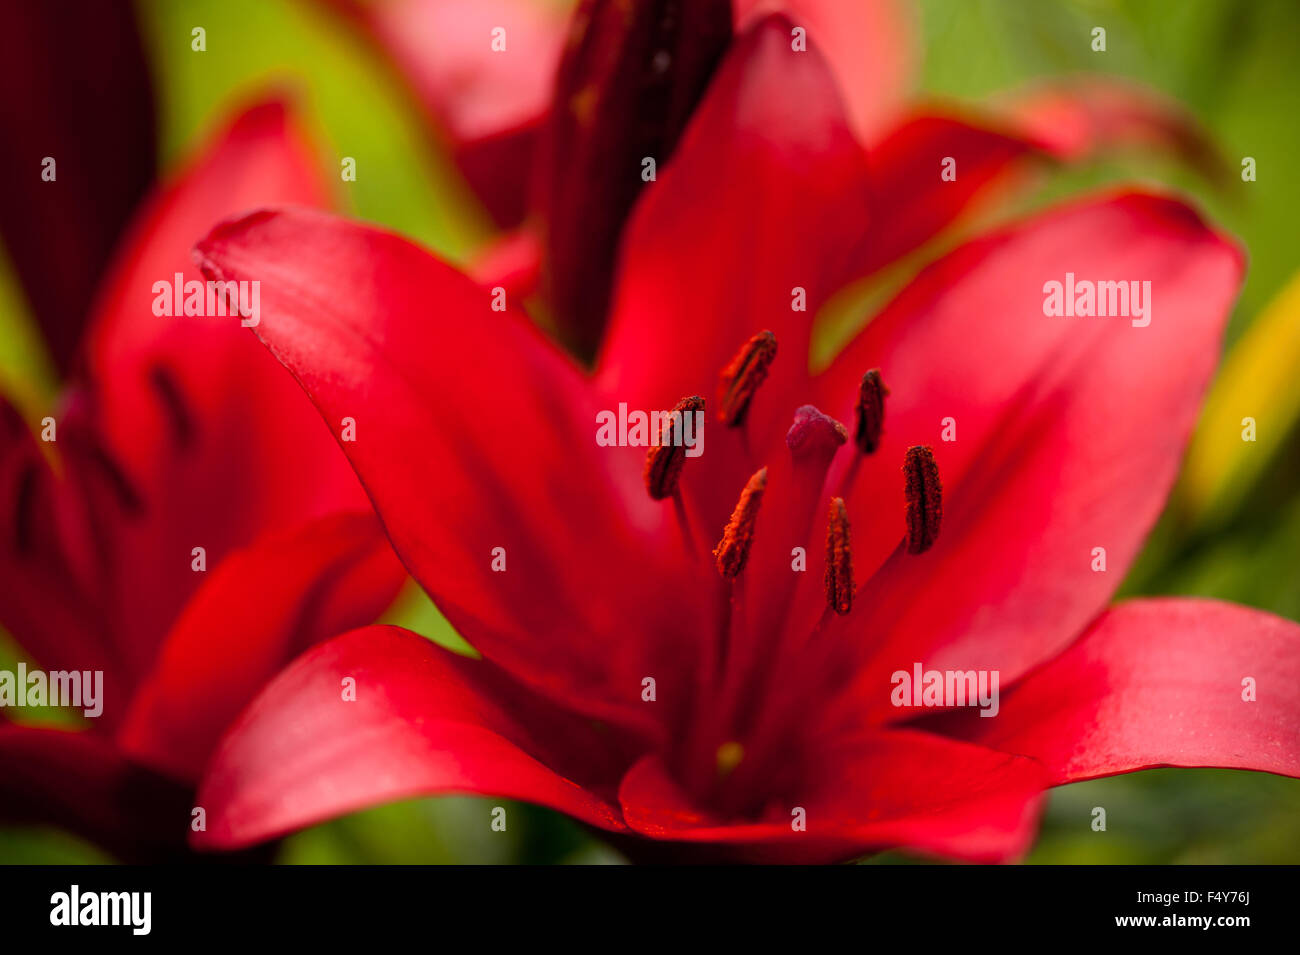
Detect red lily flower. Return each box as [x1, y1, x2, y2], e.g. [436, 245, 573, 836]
[0, 99, 404, 861]
[191, 19, 1298, 863]
[325, 0, 1220, 361]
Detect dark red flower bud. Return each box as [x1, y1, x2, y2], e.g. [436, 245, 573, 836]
[541, 0, 733, 360]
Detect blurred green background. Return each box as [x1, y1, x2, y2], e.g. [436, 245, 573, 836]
[2, 0, 1298, 863]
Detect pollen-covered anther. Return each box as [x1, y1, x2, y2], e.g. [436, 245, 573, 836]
[854, 368, 889, 454]
[717, 330, 777, 426]
[644, 395, 705, 500]
[713, 467, 768, 578]
[903, 445, 943, 554]
[824, 496, 853, 615]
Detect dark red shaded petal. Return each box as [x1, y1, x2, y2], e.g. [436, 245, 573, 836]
[194, 207, 697, 735]
[193, 626, 631, 850]
[931, 599, 1300, 784]
[117, 513, 405, 782]
[816, 192, 1244, 712]
[319, 0, 569, 226]
[0, 1, 155, 373]
[617, 728, 1046, 863]
[0, 725, 193, 863]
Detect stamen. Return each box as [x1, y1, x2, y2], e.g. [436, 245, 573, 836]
[903, 445, 942, 554]
[824, 496, 853, 615]
[644, 395, 705, 500]
[717, 330, 777, 427]
[713, 466, 767, 578]
[853, 368, 888, 454]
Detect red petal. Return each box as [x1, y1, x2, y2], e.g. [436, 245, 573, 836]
[77, 100, 368, 681]
[933, 599, 1300, 784]
[320, 0, 569, 225]
[597, 15, 869, 532]
[194, 207, 693, 734]
[618, 728, 1045, 863]
[1003, 76, 1227, 182]
[734, 0, 916, 143]
[0, 1, 155, 372]
[117, 513, 405, 783]
[857, 111, 1043, 275]
[193, 626, 629, 850]
[816, 192, 1244, 710]
[0, 725, 192, 862]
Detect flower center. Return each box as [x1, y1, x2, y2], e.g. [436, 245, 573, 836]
[640, 330, 945, 818]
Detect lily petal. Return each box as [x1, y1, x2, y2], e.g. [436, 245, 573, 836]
[193, 626, 629, 850]
[1002, 76, 1227, 182]
[117, 512, 405, 782]
[931, 598, 1300, 784]
[817, 192, 1244, 711]
[617, 728, 1046, 863]
[857, 111, 1043, 276]
[77, 100, 368, 682]
[195, 207, 692, 732]
[734, 0, 916, 143]
[597, 15, 869, 533]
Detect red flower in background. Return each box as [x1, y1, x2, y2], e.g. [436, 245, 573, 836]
[324, 0, 1221, 360]
[0, 8, 403, 862]
[190, 19, 1299, 863]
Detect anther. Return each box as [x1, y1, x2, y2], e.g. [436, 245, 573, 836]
[853, 369, 888, 454]
[713, 467, 767, 578]
[644, 395, 705, 500]
[717, 330, 777, 426]
[903, 445, 942, 554]
[824, 497, 852, 615]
